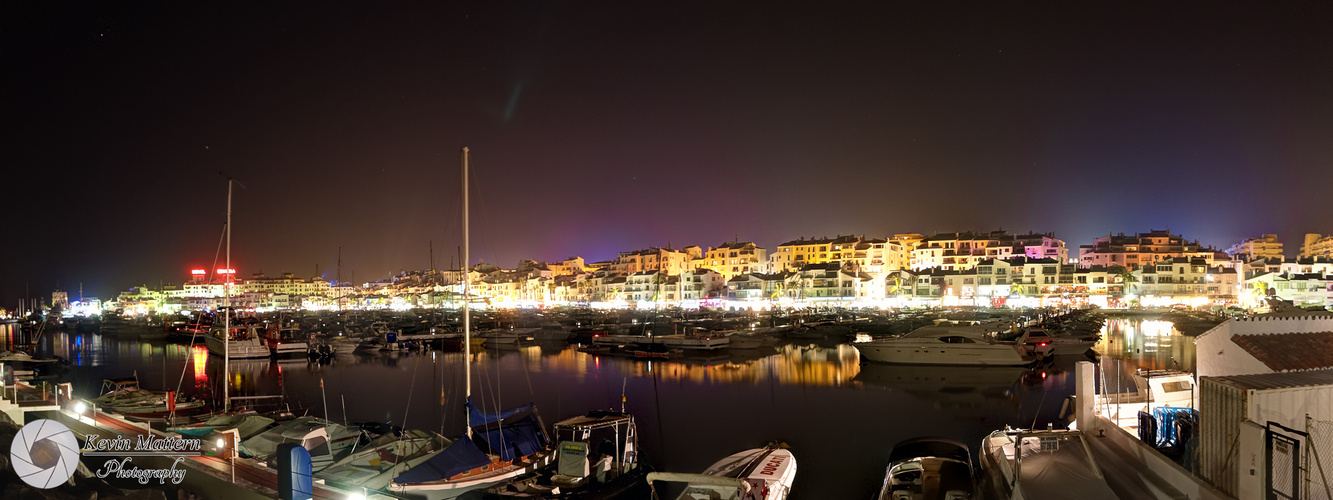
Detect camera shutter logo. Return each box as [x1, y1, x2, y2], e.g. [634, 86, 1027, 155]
[10, 419, 81, 489]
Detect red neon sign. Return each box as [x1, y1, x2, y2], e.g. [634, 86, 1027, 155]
[191, 269, 206, 275]
[217, 269, 237, 275]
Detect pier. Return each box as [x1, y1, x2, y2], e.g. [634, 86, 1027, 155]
[1, 377, 362, 500]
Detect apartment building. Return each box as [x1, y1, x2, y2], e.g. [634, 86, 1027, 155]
[912, 231, 1067, 271]
[1078, 230, 1224, 269]
[1224, 234, 1284, 260]
[694, 242, 768, 279]
[770, 235, 863, 271]
[1300, 234, 1333, 259]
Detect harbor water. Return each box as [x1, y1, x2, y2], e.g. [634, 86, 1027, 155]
[1, 315, 1197, 499]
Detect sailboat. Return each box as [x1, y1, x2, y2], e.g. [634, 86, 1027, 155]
[388, 148, 555, 499]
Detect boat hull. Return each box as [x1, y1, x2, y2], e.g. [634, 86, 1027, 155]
[856, 341, 1029, 366]
[205, 334, 271, 359]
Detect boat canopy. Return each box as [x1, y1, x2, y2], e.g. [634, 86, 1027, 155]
[467, 400, 534, 427]
[393, 437, 491, 484]
[553, 410, 632, 431]
[474, 413, 547, 461]
[646, 472, 750, 491]
[888, 437, 971, 464]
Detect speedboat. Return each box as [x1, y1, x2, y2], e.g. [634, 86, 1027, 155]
[979, 427, 1116, 500]
[878, 437, 978, 500]
[647, 443, 796, 500]
[856, 324, 1033, 366]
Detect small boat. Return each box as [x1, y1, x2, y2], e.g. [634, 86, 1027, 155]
[878, 437, 978, 500]
[317, 428, 450, 492]
[460, 410, 650, 499]
[239, 416, 364, 472]
[168, 412, 277, 440]
[0, 350, 62, 365]
[980, 427, 1116, 500]
[93, 377, 209, 419]
[647, 443, 796, 500]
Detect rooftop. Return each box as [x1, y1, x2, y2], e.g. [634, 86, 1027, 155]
[1232, 331, 1333, 372]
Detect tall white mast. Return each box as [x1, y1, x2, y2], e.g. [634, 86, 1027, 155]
[224, 178, 232, 413]
[462, 147, 471, 437]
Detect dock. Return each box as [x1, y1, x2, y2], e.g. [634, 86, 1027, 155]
[1, 378, 364, 500]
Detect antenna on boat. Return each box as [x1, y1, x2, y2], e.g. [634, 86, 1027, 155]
[462, 147, 472, 439]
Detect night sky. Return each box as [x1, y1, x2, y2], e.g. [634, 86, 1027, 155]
[4, 2, 1333, 305]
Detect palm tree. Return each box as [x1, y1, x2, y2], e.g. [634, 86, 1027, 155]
[1109, 265, 1137, 295]
[650, 272, 669, 307]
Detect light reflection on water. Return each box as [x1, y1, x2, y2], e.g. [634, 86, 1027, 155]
[0, 315, 1196, 498]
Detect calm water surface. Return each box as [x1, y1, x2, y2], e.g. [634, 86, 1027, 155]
[0, 315, 1195, 499]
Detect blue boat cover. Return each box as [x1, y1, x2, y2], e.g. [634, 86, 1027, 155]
[393, 437, 491, 484]
[467, 400, 535, 427]
[476, 414, 548, 461]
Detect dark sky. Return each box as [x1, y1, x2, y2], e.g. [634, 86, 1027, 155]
[4, 2, 1333, 305]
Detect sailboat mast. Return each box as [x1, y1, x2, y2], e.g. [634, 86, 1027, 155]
[462, 147, 471, 437]
[224, 178, 232, 413]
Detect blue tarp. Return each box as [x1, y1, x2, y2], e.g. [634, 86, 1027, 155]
[467, 400, 535, 427]
[475, 414, 548, 461]
[393, 437, 491, 484]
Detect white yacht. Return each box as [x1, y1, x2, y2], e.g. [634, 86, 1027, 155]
[205, 322, 271, 359]
[856, 324, 1032, 366]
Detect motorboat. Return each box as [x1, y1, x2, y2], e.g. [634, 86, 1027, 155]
[265, 324, 309, 357]
[460, 410, 649, 499]
[979, 427, 1116, 500]
[647, 443, 796, 500]
[1019, 328, 1096, 357]
[205, 321, 271, 359]
[855, 324, 1034, 366]
[878, 437, 978, 500]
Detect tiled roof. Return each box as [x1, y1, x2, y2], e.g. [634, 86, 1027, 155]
[1206, 369, 1333, 391]
[1232, 331, 1333, 372]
